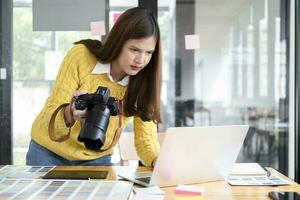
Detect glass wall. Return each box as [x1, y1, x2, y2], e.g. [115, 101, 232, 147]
[12, 0, 138, 164]
[12, 0, 291, 176]
[157, 0, 290, 175]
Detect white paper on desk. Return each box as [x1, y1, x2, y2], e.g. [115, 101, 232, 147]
[133, 193, 164, 200]
[230, 163, 269, 176]
[134, 185, 164, 195]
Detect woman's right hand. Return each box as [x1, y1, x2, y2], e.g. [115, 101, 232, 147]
[72, 90, 89, 123]
[64, 90, 88, 126]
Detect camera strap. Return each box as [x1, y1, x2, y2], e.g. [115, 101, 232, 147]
[48, 103, 71, 142]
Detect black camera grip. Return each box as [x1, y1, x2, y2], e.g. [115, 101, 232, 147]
[74, 94, 91, 110]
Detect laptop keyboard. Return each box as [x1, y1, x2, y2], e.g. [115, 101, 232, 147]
[135, 176, 151, 184]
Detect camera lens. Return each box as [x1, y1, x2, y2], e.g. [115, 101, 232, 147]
[78, 104, 111, 151]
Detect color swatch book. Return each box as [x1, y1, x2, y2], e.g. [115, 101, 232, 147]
[0, 178, 133, 200]
[227, 163, 290, 186]
[226, 174, 290, 186]
[0, 165, 54, 179]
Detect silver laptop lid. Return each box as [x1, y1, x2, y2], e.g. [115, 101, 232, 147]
[152, 125, 249, 187]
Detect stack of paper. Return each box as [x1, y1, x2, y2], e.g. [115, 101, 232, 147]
[175, 185, 204, 195]
[229, 163, 270, 177]
[174, 185, 205, 200]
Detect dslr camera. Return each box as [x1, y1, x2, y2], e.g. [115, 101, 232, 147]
[74, 86, 119, 151]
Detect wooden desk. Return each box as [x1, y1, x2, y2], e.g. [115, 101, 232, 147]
[54, 166, 300, 200]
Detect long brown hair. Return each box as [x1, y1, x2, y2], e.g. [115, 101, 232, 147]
[75, 7, 162, 122]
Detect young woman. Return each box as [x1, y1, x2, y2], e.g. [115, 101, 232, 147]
[26, 7, 162, 167]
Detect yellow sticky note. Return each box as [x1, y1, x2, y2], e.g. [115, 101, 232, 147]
[175, 195, 204, 200]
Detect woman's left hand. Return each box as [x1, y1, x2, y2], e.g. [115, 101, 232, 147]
[152, 158, 157, 168]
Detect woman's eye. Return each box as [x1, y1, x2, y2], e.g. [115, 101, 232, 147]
[130, 48, 139, 52]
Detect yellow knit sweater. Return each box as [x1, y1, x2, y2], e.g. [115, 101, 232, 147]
[31, 44, 160, 166]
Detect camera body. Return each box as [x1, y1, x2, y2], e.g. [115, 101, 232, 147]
[74, 86, 119, 151]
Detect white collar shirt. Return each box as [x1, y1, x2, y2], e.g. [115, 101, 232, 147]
[91, 62, 129, 86]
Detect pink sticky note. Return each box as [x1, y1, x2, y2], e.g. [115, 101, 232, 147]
[113, 13, 122, 22]
[175, 185, 204, 195]
[90, 21, 106, 36]
[185, 34, 200, 50]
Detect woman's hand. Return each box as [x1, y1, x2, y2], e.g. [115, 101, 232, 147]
[64, 90, 88, 126]
[72, 90, 89, 123]
[152, 158, 157, 168]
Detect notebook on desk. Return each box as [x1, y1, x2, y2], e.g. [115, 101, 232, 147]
[229, 163, 271, 177]
[118, 125, 249, 187]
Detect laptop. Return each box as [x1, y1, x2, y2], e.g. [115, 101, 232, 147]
[118, 125, 249, 187]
